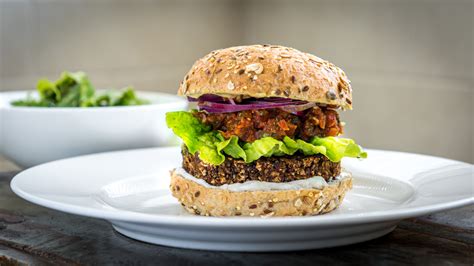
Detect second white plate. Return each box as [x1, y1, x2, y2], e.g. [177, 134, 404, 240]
[11, 147, 473, 251]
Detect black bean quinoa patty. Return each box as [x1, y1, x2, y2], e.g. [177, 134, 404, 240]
[182, 146, 341, 185]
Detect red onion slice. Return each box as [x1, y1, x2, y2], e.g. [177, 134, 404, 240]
[189, 94, 226, 103]
[279, 102, 316, 114]
[198, 100, 314, 114]
[189, 94, 315, 114]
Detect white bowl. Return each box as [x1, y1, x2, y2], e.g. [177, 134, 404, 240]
[0, 90, 188, 168]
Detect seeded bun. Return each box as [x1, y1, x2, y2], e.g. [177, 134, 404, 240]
[170, 169, 353, 217]
[178, 44, 353, 109]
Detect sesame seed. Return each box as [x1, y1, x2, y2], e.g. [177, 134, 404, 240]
[181, 81, 187, 92]
[326, 90, 337, 100]
[303, 196, 312, 204]
[294, 198, 303, 207]
[261, 211, 275, 218]
[227, 81, 235, 90]
[245, 63, 264, 74]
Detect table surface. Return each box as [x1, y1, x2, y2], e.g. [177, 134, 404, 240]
[0, 170, 473, 266]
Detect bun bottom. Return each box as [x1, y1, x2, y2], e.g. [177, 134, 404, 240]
[170, 170, 353, 217]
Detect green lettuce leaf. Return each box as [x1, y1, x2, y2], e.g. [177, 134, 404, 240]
[38, 71, 95, 107]
[311, 136, 368, 162]
[110, 87, 150, 106]
[166, 111, 228, 164]
[166, 111, 367, 165]
[242, 137, 298, 162]
[219, 136, 246, 160]
[283, 137, 326, 156]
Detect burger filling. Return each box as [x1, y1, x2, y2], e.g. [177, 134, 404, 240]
[165, 95, 366, 185]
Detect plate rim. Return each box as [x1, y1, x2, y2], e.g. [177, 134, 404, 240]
[10, 147, 474, 228]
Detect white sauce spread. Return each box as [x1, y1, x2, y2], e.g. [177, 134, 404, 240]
[174, 167, 351, 192]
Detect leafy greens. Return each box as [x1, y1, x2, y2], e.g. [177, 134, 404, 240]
[11, 71, 149, 107]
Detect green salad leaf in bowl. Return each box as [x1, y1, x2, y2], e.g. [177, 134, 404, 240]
[11, 71, 149, 107]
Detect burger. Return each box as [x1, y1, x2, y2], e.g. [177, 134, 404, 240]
[166, 45, 366, 217]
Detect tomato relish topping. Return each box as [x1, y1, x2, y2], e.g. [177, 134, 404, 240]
[193, 106, 343, 143]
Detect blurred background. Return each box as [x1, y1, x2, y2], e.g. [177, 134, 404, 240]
[1, 0, 472, 170]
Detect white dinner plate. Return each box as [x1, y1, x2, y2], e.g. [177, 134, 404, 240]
[11, 147, 473, 252]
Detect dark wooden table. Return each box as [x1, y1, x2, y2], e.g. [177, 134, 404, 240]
[0, 171, 472, 266]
